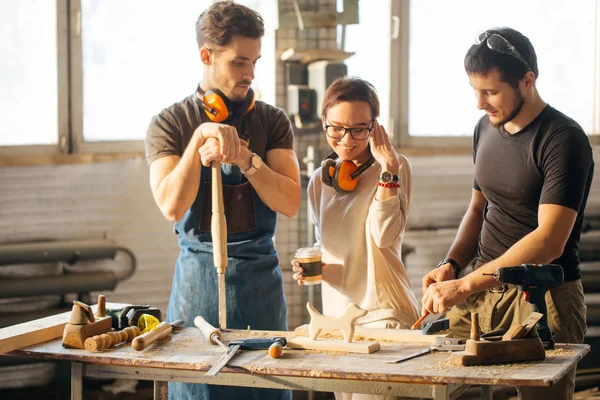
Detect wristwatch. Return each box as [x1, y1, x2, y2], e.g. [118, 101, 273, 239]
[436, 258, 461, 279]
[242, 153, 262, 176]
[379, 171, 399, 183]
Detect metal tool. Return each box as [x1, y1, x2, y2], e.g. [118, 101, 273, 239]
[131, 319, 183, 351]
[211, 161, 228, 330]
[387, 337, 466, 364]
[422, 318, 449, 335]
[484, 263, 564, 348]
[205, 337, 287, 376]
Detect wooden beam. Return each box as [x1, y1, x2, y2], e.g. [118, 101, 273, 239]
[0, 302, 129, 355]
[287, 336, 380, 354]
[294, 324, 451, 344]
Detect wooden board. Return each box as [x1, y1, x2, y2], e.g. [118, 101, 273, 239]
[287, 336, 380, 354]
[0, 302, 129, 355]
[294, 324, 451, 344]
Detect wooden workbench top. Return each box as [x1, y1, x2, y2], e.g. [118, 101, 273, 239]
[7, 327, 589, 388]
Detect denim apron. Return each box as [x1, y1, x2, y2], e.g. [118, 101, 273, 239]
[167, 162, 290, 400]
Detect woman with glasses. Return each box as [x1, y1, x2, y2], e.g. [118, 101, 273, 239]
[293, 77, 420, 399]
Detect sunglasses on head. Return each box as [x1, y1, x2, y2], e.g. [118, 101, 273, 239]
[476, 31, 532, 71]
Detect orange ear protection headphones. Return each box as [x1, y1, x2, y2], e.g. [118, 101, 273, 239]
[321, 151, 375, 194]
[196, 85, 255, 123]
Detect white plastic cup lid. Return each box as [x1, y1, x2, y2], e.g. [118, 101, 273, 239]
[295, 247, 322, 259]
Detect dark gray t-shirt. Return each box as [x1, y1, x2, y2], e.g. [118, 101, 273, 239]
[145, 93, 294, 165]
[473, 105, 594, 281]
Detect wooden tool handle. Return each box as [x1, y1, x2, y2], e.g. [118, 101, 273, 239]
[268, 341, 283, 358]
[96, 295, 106, 317]
[194, 316, 221, 345]
[132, 322, 172, 351]
[211, 161, 228, 272]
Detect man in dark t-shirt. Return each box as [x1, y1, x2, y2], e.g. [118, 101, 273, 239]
[144, 2, 300, 400]
[420, 27, 593, 400]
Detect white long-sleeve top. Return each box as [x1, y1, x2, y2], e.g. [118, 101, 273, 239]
[308, 154, 420, 329]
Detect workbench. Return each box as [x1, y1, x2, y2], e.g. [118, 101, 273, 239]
[6, 326, 589, 400]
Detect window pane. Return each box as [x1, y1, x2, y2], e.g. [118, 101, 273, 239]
[81, 0, 276, 142]
[0, 1, 58, 146]
[409, 0, 599, 136]
[344, 0, 391, 129]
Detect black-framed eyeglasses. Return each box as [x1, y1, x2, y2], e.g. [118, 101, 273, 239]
[324, 121, 374, 140]
[475, 31, 532, 71]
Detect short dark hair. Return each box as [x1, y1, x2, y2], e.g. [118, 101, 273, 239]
[195, 1, 264, 49]
[464, 27, 538, 88]
[321, 77, 380, 120]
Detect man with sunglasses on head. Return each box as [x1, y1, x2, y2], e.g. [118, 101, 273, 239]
[421, 27, 593, 400]
[145, 2, 300, 399]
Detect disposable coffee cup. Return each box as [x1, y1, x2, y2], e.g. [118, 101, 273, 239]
[295, 247, 322, 285]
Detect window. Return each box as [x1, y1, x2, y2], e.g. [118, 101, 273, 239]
[0, 1, 59, 148]
[390, 0, 600, 146]
[1, 0, 277, 155]
[343, 0, 391, 132]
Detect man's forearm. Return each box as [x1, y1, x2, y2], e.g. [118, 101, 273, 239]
[462, 228, 561, 294]
[446, 207, 483, 270]
[246, 166, 300, 218]
[153, 134, 205, 222]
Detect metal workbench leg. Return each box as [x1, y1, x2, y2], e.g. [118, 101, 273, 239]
[71, 362, 83, 400]
[481, 385, 493, 400]
[154, 380, 168, 400]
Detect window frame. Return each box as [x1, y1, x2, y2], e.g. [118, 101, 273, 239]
[389, 0, 599, 148]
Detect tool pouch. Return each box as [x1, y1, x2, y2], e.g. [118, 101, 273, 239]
[199, 180, 257, 234]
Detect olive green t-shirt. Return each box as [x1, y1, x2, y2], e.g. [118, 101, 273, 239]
[145, 93, 294, 165]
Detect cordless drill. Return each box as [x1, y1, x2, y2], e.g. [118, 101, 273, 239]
[486, 263, 564, 349]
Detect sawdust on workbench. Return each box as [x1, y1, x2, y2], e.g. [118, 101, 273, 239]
[320, 332, 394, 343]
[546, 348, 577, 358]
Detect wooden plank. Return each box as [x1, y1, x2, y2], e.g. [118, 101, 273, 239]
[287, 336, 380, 354]
[0, 302, 129, 355]
[294, 324, 451, 344]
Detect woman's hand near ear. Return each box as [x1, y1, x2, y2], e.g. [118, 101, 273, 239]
[369, 120, 399, 171]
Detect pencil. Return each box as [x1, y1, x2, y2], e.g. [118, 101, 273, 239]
[411, 312, 430, 330]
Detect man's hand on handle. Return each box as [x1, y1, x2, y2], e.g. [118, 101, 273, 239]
[421, 263, 470, 315]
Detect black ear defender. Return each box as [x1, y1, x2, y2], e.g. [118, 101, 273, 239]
[196, 85, 255, 123]
[320, 151, 375, 194]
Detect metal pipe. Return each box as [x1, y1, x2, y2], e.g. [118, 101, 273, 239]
[0, 239, 119, 266]
[0, 272, 117, 298]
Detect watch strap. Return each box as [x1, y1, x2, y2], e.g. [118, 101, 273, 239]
[437, 258, 461, 279]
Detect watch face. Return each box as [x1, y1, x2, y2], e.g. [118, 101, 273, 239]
[252, 154, 261, 169]
[380, 171, 393, 183]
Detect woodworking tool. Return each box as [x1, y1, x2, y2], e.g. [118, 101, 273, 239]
[422, 318, 449, 335]
[387, 337, 466, 364]
[131, 319, 183, 351]
[105, 305, 161, 330]
[196, 315, 287, 375]
[211, 161, 228, 330]
[484, 263, 564, 348]
[194, 316, 229, 352]
[206, 337, 287, 376]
